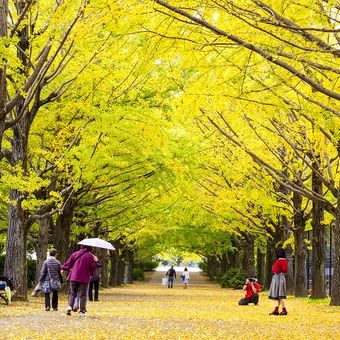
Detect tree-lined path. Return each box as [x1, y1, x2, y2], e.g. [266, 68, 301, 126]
[0, 272, 339, 339]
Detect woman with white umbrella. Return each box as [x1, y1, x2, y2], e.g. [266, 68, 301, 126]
[61, 245, 97, 316]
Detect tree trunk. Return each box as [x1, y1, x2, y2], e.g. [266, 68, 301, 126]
[242, 234, 255, 276]
[220, 253, 228, 274]
[311, 167, 326, 299]
[0, 0, 8, 128]
[54, 196, 74, 264]
[98, 248, 109, 288]
[281, 215, 294, 295]
[207, 256, 218, 279]
[265, 240, 275, 289]
[330, 196, 340, 305]
[33, 217, 51, 284]
[109, 243, 119, 287]
[4, 2, 31, 299]
[256, 248, 265, 284]
[124, 249, 133, 284]
[4, 190, 28, 299]
[292, 190, 308, 297]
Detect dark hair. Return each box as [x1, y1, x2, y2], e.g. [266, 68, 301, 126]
[49, 248, 57, 257]
[184, 267, 188, 271]
[276, 247, 286, 259]
[81, 245, 93, 252]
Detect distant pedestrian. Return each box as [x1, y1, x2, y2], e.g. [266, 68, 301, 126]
[89, 257, 102, 302]
[166, 266, 176, 288]
[61, 245, 97, 316]
[269, 247, 288, 315]
[181, 267, 190, 289]
[39, 248, 63, 311]
[239, 277, 261, 305]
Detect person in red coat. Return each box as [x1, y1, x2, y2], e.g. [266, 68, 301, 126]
[61, 246, 97, 316]
[239, 277, 261, 305]
[269, 247, 288, 315]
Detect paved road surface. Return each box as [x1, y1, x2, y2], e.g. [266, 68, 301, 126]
[142, 268, 216, 287]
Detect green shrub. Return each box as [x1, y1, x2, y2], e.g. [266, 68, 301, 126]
[134, 260, 158, 271]
[27, 259, 36, 288]
[198, 261, 207, 272]
[219, 268, 246, 289]
[132, 268, 145, 281]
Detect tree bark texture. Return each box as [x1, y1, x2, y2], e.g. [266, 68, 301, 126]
[292, 190, 308, 297]
[4, 190, 28, 299]
[256, 248, 265, 285]
[98, 248, 109, 288]
[54, 197, 74, 264]
[265, 239, 275, 289]
[330, 196, 340, 305]
[33, 217, 51, 284]
[311, 167, 326, 299]
[241, 234, 255, 277]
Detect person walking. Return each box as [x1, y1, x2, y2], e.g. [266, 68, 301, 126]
[269, 247, 288, 315]
[39, 248, 63, 311]
[181, 267, 190, 289]
[89, 259, 102, 302]
[61, 245, 97, 316]
[166, 266, 176, 288]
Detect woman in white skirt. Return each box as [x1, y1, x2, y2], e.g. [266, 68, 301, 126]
[269, 247, 288, 315]
[181, 267, 190, 289]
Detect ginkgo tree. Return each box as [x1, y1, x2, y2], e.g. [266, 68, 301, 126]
[147, 0, 340, 305]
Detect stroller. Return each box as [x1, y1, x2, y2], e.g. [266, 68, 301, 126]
[0, 276, 14, 305]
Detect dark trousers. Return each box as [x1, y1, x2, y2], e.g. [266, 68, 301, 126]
[239, 293, 259, 305]
[89, 280, 99, 301]
[168, 277, 174, 288]
[68, 281, 88, 313]
[45, 290, 58, 309]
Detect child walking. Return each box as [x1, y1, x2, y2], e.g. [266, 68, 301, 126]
[269, 247, 288, 315]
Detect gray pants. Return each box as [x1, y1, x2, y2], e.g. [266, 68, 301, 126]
[68, 281, 88, 313]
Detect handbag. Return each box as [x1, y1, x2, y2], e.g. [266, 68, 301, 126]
[42, 280, 51, 294]
[31, 282, 42, 297]
[50, 277, 62, 291]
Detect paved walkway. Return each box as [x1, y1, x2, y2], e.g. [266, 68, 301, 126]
[143, 268, 213, 287]
[0, 271, 339, 339]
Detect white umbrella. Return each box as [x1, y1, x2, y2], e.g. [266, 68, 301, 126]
[78, 238, 115, 250]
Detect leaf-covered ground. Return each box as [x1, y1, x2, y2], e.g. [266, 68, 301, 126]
[0, 271, 339, 339]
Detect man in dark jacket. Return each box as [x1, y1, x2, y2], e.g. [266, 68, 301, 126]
[166, 266, 176, 288]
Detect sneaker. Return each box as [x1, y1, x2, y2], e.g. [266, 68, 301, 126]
[79, 311, 86, 316]
[280, 311, 288, 315]
[66, 310, 72, 316]
[45, 307, 50, 311]
[53, 308, 58, 311]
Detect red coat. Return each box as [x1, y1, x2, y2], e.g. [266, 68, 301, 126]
[61, 248, 97, 284]
[272, 258, 288, 274]
[245, 282, 261, 298]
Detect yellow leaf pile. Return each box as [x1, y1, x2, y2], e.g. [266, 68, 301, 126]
[0, 271, 339, 339]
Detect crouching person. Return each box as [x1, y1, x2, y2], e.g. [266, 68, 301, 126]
[239, 277, 261, 305]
